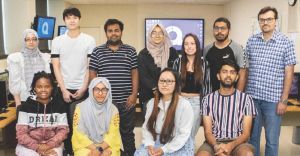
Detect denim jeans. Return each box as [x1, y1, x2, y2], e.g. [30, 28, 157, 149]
[182, 96, 201, 139]
[249, 99, 281, 156]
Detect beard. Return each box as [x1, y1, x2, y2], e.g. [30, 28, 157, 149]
[215, 33, 229, 42]
[107, 39, 122, 46]
[220, 79, 236, 88]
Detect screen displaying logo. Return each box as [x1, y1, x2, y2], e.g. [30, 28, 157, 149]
[37, 17, 55, 39]
[145, 19, 204, 50]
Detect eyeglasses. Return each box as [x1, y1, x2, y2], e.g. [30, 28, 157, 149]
[25, 38, 38, 42]
[151, 31, 164, 37]
[159, 79, 175, 85]
[93, 87, 109, 94]
[258, 18, 275, 24]
[213, 26, 228, 32]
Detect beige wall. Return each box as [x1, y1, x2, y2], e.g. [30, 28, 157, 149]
[74, 4, 224, 51]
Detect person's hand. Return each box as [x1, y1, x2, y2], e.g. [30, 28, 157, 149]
[126, 94, 137, 110]
[147, 146, 155, 156]
[214, 144, 226, 156]
[42, 149, 58, 156]
[152, 147, 164, 156]
[102, 149, 112, 156]
[74, 87, 87, 100]
[277, 102, 288, 115]
[218, 143, 234, 156]
[62, 89, 74, 103]
[88, 149, 101, 156]
[37, 144, 51, 155]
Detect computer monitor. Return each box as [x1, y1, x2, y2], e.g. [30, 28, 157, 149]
[33, 15, 56, 40]
[289, 72, 300, 100]
[145, 18, 205, 51]
[58, 25, 67, 36]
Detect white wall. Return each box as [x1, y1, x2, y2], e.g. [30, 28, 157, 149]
[0, 0, 36, 70]
[225, 0, 300, 72]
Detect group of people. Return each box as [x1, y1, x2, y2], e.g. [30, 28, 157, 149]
[7, 5, 296, 156]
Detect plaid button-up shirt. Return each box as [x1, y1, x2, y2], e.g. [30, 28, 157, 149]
[246, 31, 297, 103]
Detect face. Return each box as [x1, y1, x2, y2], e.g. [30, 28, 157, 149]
[151, 26, 165, 44]
[213, 22, 229, 42]
[25, 33, 38, 50]
[93, 83, 109, 103]
[64, 15, 80, 30]
[217, 65, 238, 88]
[258, 11, 276, 34]
[106, 24, 122, 45]
[184, 36, 197, 56]
[158, 71, 176, 96]
[34, 78, 53, 101]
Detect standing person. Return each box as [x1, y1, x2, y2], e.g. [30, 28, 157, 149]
[72, 77, 121, 156]
[135, 68, 194, 156]
[89, 19, 138, 156]
[173, 33, 203, 138]
[51, 7, 96, 155]
[246, 6, 296, 156]
[203, 17, 248, 95]
[138, 24, 178, 115]
[15, 71, 69, 156]
[7, 29, 51, 107]
[196, 60, 256, 156]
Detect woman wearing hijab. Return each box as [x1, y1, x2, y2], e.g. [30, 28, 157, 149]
[138, 24, 178, 115]
[16, 71, 69, 156]
[135, 68, 194, 156]
[72, 77, 121, 156]
[7, 29, 51, 107]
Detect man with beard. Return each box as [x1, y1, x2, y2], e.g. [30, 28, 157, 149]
[203, 17, 248, 95]
[89, 19, 138, 156]
[196, 59, 257, 156]
[246, 7, 296, 156]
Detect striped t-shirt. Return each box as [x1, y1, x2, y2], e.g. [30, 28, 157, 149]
[202, 89, 257, 140]
[89, 43, 137, 105]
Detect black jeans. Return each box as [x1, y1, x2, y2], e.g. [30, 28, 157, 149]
[58, 88, 88, 155]
[115, 103, 136, 156]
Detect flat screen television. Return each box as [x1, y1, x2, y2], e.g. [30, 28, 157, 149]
[145, 18, 205, 51]
[289, 72, 300, 100]
[58, 25, 67, 36]
[33, 15, 56, 40]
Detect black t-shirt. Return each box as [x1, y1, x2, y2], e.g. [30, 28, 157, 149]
[181, 71, 202, 93]
[205, 44, 236, 91]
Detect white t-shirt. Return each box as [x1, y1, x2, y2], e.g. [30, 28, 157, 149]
[51, 33, 96, 89]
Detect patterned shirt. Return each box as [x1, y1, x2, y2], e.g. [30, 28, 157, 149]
[202, 90, 256, 140]
[246, 31, 297, 103]
[89, 43, 138, 105]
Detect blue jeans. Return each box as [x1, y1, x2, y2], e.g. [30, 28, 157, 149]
[249, 99, 281, 156]
[134, 137, 194, 156]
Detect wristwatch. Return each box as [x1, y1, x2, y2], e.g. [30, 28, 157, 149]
[97, 146, 104, 153]
[280, 99, 288, 105]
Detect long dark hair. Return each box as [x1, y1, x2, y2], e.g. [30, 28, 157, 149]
[180, 33, 203, 89]
[147, 68, 180, 144]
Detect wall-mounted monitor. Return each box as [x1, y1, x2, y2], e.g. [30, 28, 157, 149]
[33, 15, 56, 40]
[145, 18, 204, 51]
[289, 73, 300, 100]
[58, 25, 67, 36]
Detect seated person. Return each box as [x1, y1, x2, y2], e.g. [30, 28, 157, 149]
[135, 68, 194, 156]
[7, 29, 51, 107]
[16, 71, 69, 156]
[196, 59, 257, 156]
[72, 77, 121, 156]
